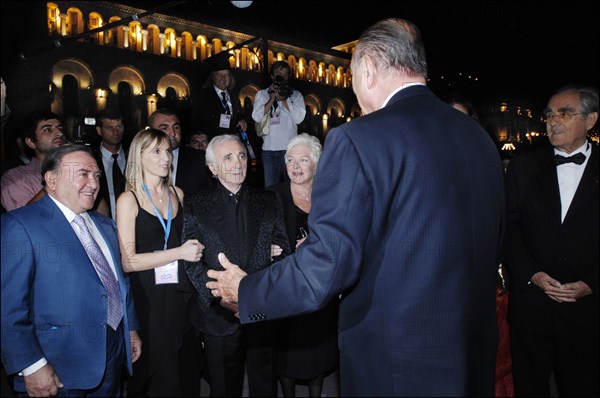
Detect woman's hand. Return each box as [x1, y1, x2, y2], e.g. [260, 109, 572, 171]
[180, 239, 204, 262]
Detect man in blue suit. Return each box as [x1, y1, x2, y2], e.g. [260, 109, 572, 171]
[207, 18, 504, 396]
[1, 145, 141, 396]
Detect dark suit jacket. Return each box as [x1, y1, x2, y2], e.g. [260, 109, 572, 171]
[197, 86, 245, 136]
[267, 181, 299, 247]
[1, 194, 139, 392]
[93, 146, 126, 218]
[237, 86, 505, 396]
[182, 183, 290, 336]
[503, 143, 599, 329]
[175, 146, 213, 196]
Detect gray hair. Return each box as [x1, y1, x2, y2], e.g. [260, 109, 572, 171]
[286, 133, 322, 164]
[353, 18, 428, 78]
[205, 134, 245, 165]
[553, 85, 599, 114]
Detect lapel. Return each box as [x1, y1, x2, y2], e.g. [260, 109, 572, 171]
[532, 148, 562, 224]
[38, 195, 101, 282]
[563, 143, 599, 224]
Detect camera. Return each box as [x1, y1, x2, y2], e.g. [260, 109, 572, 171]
[273, 75, 294, 99]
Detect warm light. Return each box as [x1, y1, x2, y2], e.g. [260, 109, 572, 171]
[502, 143, 516, 151]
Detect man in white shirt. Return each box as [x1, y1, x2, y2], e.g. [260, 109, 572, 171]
[252, 61, 306, 187]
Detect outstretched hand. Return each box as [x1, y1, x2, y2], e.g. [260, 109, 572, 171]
[207, 253, 247, 312]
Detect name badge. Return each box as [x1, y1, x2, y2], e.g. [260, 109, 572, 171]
[154, 260, 179, 284]
[219, 114, 232, 128]
[269, 115, 281, 126]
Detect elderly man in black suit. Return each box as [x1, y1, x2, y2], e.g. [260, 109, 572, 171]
[182, 134, 290, 397]
[503, 84, 599, 397]
[148, 108, 212, 195]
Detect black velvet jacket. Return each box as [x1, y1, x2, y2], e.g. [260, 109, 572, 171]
[182, 182, 291, 335]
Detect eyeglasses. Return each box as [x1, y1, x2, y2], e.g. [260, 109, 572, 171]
[542, 112, 586, 123]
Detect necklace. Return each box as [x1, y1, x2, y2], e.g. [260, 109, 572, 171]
[155, 186, 167, 203]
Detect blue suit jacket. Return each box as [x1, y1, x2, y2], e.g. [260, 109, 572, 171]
[1, 194, 139, 392]
[238, 86, 505, 396]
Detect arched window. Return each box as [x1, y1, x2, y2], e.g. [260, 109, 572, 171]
[62, 75, 80, 119]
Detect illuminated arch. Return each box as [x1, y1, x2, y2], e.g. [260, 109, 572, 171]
[108, 66, 145, 95]
[157, 72, 190, 100]
[239, 84, 261, 105]
[304, 94, 322, 116]
[51, 58, 94, 89]
[326, 97, 346, 118]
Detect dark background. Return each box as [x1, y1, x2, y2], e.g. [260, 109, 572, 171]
[119, 0, 599, 109]
[2, 1, 598, 112]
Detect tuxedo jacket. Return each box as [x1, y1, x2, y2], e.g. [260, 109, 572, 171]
[1, 194, 139, 392]
[237, 86, 505, 396]
[197, 86, 245, 136]
[503, 143, 599, 329]
[182, 184, 290, 336]
[175, 146, 213, 196]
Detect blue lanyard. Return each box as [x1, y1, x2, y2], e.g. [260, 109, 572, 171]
[143, 183, 172, 250]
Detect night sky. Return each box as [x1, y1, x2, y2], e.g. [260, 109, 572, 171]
[2, 1, 598, 110]
[125, 0, 599, 108]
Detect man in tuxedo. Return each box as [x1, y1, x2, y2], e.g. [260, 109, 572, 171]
[1, 144, 141, 396]
[503, 85, 599, 396]
[206, 19, 504, 396]
[198, 56, 247, 137]
[94, 108, 126, 220]
[183, 134, 290, 396]
[149, 108, 212, 195]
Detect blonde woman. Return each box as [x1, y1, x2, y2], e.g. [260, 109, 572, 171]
[116, 128, 204, 397]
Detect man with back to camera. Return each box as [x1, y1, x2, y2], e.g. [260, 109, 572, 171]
[503, 85, 598, 397]
[252, 60, 306, 187]
[206, 18, 505, 396]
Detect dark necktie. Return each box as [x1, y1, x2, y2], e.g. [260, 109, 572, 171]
[221, 92, 231, 115]
[71, 215, 123, 330]
[273, 98, 278, 111]
[112, 153, 125, 200]
[554, 153, 586, 166]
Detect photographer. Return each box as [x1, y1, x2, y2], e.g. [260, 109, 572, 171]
[252, 60, 306, 187]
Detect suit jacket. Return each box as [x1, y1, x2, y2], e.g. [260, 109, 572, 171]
[1, 194, 139, 392]
[197, 86, 245, 136]
[182, 183, 290, 336]
[175, 146, 213, 196]
[93, 146, 126, 219]
[267, 181, 299, 248]
[238, 86, 505, 396]
[503, 143, 599, 329]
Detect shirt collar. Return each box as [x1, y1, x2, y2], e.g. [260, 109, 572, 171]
[47, 193, 89, 224]
[382, 82, 426, 108]
[554, 141, 590, 157]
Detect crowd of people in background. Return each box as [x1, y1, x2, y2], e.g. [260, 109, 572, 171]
[1, 16, 598, 398]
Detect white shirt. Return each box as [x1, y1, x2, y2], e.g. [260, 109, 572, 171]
[172, 147, 180, 185]
[382, 82, 426, 108]
[99, 145, 126, 220]
[252, 88, 306, 151]
[555, 141, 591, 222]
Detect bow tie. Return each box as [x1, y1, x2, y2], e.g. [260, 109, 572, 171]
[554, 153, 586, 166]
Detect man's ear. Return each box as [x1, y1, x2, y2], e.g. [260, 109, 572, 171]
[24, 137, 37, 150]
[362, 55, 377, 89]
[208, 163, 218, 176]
[44, 170, 58, 191]
[96, 126, 102, 137]
[585, 112, 598, 131]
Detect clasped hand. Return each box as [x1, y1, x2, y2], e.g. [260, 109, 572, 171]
[531, 271, 593, 302]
